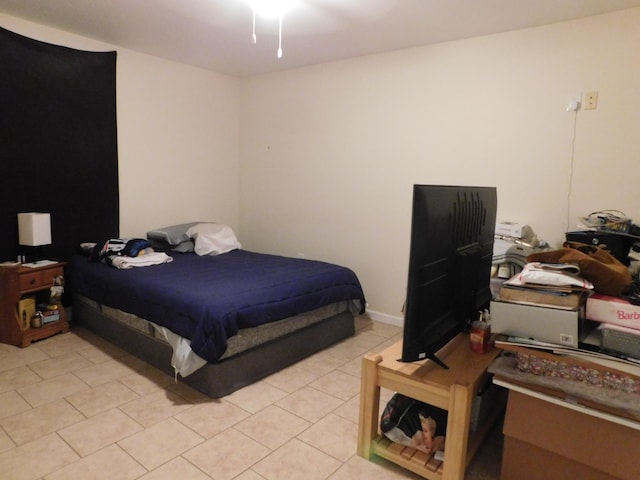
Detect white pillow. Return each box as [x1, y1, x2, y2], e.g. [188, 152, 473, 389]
[186, 223, 242, 256]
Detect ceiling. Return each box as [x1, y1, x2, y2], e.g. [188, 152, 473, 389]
[1, 0, 639, 77]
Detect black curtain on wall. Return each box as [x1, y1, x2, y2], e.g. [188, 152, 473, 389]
[0, 26, 119, 262]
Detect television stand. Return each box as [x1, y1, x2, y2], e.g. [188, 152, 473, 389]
[424, 352, 449, 370]
[357, 333, 502, 480]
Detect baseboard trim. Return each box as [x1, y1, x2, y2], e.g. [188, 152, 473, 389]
[366, 309, 403, 327]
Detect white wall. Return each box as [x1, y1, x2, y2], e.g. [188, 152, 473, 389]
[4, 9, 639, 324]
[0, 14, 241, 237]
[116, 54, 240, 235]
[239, 8, 640, 322]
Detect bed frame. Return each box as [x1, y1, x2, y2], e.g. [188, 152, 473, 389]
[72, 294, 355, 397]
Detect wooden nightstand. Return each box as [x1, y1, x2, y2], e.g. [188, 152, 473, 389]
[0, 262, 69, 347]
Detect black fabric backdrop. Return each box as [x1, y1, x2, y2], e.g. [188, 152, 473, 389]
[0, 26, 119, 262]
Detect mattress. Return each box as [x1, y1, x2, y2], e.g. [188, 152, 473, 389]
[67, 250, 366, 362]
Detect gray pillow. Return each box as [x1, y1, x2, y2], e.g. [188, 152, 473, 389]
[147, 222, 203, 252]
[147, 222, 202, 245]
[171, 240, 196, 253]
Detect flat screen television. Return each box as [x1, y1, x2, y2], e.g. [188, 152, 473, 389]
[401, 185, 497, 369]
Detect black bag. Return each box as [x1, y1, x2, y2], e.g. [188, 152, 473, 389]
[380, 393, 448, 454]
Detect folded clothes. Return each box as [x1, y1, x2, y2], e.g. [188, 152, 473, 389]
[509, 262, 594, 290]
[108, 252, 173, 269]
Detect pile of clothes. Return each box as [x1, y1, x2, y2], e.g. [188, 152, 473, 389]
[81, 238, 173, 269]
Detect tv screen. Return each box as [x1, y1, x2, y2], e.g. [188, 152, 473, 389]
[401, 185, 497, 368]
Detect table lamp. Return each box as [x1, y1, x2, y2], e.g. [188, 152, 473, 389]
[18, 212, 52, 263]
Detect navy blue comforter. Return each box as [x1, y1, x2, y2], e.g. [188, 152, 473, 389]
[68, 250, 365, 362]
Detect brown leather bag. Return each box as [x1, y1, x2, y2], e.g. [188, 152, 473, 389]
[527, 241, 632, 296]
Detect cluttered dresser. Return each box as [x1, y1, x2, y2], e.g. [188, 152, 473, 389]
[488, 216, 640, 480]
[358, 210, 640, 480]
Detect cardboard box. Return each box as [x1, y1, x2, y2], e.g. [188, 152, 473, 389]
[490, 300, 582, 347]
[586, 293, 640, 330]
[501, 390, 640, 480]
[502, 437, 620, 480]
[498, 283, 588, 309]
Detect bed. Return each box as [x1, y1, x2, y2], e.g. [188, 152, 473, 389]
[67, 230, 366, 397]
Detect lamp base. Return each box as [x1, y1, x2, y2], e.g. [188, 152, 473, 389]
[18, 245, 52, 264]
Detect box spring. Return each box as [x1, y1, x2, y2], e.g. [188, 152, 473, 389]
[72, 293, 355, 397]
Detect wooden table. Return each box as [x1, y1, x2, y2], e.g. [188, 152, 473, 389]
[357, 333, 502, 480]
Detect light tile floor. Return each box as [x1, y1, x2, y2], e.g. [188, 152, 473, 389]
[0, 315, 501, 480]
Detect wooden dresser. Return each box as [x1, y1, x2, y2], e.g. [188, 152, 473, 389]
[0, 262, 69, 347]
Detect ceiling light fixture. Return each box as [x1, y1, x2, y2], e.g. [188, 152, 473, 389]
[246, 0, 297, 59]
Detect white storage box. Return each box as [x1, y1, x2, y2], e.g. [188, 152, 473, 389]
[490, 300, 581, 347]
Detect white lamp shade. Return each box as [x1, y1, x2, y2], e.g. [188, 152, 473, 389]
[18, 212, 52, 246]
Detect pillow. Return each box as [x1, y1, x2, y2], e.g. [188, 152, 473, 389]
[147, 222, 202, 252]
[147, 222, 201, 245]
[186, 223, 241, 256]
[170, 240, 195, 253]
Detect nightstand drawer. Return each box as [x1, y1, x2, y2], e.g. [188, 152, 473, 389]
[18, 267, 64, 291]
